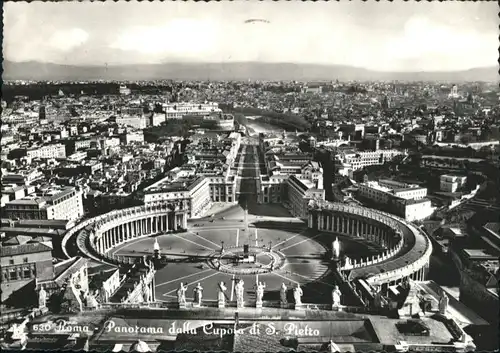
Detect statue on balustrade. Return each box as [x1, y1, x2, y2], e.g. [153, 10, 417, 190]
[177, 282, 188, 306]
[293, 284, 303, 306]
[344, 256, 352, 269]
[280, 283, 288, 306]
[38, 285, 47, 309]
[327, 340, 341, 353]
[332, 238, 340, 259]
[142, 278, 152, 303]
[235, 279, 245, 308]
[193, 283, 203, 306]
[255, 282, 266, 303]
[218, 281, 228, 306]
[438, 292, 449, 315]
[84, 290, 99, 309]
[373, 286, 386, 309]
[331, 285, 342, 307]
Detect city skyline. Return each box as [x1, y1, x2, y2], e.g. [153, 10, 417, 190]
[4, 1, 497, 72]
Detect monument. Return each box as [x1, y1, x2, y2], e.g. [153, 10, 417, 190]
[153, 238, 161, 259]
[236, 245, 255, 264]
[280, 283, 288, 308]
[177, 282, 188, 308]
[255, 282, 266, 308]
[293, 284, 303, 309]
[332, 285, 342, 309]
[193, 283, 203, 307]
[438, 292, 449, 315]
[218, 281, 228, 308]
[38, 285, 47, 309]
[235, 279, 245, 308]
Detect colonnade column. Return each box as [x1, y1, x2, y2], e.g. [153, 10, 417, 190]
[102, 233, 106, 252]
[105, 231, 109, 251]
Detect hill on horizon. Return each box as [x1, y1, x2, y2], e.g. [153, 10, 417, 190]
[3, 60, 497, 82]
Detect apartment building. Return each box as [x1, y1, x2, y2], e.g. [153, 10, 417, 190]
[116, 115, 148, 130]
[4, 187, 84, 221]
[26, 144, 66, 159]
[143, 176, 211, 218]
[163, 102, 221, 120]
[357, 179, 433, 221]
[440, 174, 467, 192]
[286, 175, 325, 219]
[337, 149, 405, 171]
[1, 242, 54, 304]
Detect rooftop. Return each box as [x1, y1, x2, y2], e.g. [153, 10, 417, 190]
[0, 242, 52, 257]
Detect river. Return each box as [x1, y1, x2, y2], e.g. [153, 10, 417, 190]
[245, 116, 282, 135]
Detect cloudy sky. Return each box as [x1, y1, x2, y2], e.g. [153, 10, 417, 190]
[4, 1, 497, 72]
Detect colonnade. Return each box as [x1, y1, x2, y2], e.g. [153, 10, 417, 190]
[309, 212, 397, 250]
[94, 212, 187, 255]
[306, 200, 433, 288]
[388, 263, 429, 285]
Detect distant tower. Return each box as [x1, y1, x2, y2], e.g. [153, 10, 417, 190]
[282, 130, 287, 140]
[39, 105, 46, 121]
[308, 136, 317, 148]
[467, 92, 474, 105]
[382, 96, 390, 110]
[450, 85, 458, 98]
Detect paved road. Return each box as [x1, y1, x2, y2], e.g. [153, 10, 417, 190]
[202, 142, 296, 221]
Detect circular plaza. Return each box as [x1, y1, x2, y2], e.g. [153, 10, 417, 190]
[109, 226, 338, 304]
[61, 200, 432, 307]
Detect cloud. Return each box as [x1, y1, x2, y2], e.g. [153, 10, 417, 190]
[383, 16, 496, 70]
[48, 28, 89, 52]
[110, 19, 219, 57]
